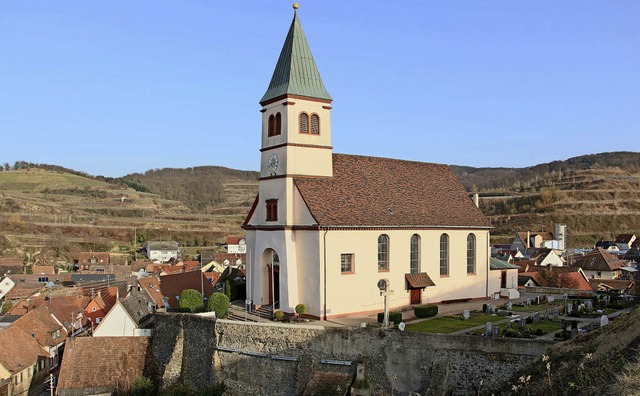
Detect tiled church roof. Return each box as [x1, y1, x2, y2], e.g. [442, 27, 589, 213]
[294, 154, 492, 228]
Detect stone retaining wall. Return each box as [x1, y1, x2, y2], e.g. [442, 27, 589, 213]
[152, 314, 552, 395]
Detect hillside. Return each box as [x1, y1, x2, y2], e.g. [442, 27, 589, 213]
[494, 306, 640, 395]
[0, 168, 256, 262]
[451, 153, 640, 246]
[120, 166, 259, 212]
[2, 151, 639, 259]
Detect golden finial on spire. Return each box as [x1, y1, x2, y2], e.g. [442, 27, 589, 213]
[293, 2, 299, 10]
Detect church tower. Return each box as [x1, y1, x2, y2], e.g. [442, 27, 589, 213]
[254, 3, 333, 228]
[244, 4, 333, 313]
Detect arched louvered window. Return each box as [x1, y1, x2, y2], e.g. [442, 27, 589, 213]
[275, 112, 282, 135]
[467, 234, 476, 274]
[268, 114, 275, 137]
[378, 234, 389, 272]
[410, 234, 420, 274]
[440, 234, 449, 276]
[310, 114, 320, 134]
[299, 112, 309, 134]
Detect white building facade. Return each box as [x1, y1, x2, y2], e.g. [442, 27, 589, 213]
[244, 6, 496, 319]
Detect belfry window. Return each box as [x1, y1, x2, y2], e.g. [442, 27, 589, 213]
[268, 113, 282, 137]
[266, 199, 278, 222]
[310, 114, 320, 134]
[299, 112, 320, 135]
[299, 112, 309, 134]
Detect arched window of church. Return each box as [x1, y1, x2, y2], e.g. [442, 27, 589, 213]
[378, 234, 389, 272]
[268, 114, 275, 137]
[299, 112, 309, 134]
[310, 114, 320, 134]
[275, 112, 282, 135]
[410, 234, 420, 274]
[440, 234, 449, 276]
[467, 234, 476, 274]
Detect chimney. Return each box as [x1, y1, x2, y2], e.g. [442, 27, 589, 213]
[473, 193, 479, 208]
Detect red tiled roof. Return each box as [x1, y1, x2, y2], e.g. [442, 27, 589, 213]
[0, 258, 24, 266]
[289, 154, 491, 228]
[8, 295, 47, 315]
[160, 271, 214, 308]
[57, 337, 151, 393]
[0, 326, 47, 374]
[226, 236, 244, 245]
[137, 276, 165, 308]
[32, 265, 56, 274]
[570, 248, 625, 272]
[615, 234, 636, 244]
[212, 253, 245, 266]
[588, 279, 636, 294]
[12, 305, 66, 348]
[77, 252, 110, 265]
[405, 273, 436, 288]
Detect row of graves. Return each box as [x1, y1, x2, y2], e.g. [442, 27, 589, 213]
[478, 293, 625, 340]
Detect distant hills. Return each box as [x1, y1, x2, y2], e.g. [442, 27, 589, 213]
[1, 152, 639, 260]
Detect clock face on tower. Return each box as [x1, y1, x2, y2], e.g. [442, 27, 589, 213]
[268, 153, 279, 173]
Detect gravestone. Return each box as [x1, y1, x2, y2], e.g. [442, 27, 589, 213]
[585, 300, 593, 311]
[518, 318, 526, 330]
[526, 297, 531, 306]
[535, 296, 540, 305]
[463, 310, 470, 320]
[544, 308, 550, 321]
[532, 312, 541, 323]
[553, 310, 559, 321]
[486, 322, 493, 336]
[482, 303, 488, 313]
[487, 304, 495, 315]
[571, 321, 579, 331]
[492, 327, 500, 337]
[548, 296, 555, 303]
[506, 300, 513, 310]
[562, 320, 567, 332]
[600, 315, 609, 327]
[566, 304, 572, 315]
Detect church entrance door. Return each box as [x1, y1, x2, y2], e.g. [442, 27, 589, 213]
[410, 288, 421, 305]
[268, 264, 280, 308]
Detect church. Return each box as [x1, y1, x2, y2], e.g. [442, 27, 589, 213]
[243, 5, 498, 319]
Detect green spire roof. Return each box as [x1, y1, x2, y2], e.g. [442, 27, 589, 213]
[260, 9, 332, 104]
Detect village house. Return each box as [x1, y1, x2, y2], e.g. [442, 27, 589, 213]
[145, 241, 179, 263]
[529, 248, 565, 267]
[12, 306, 66, 371]
[93, 291, 154, 337]
[0, 326, 49, 396]
[615, 234, 637, 251]
[0, 277, 15, 300]
[243, 6, 496, 319]
[570, 248, 625, 280]
[76, 252, 110, 272]
[510, 225, 567, 253]
[487, 258, 520, 299]
[0, 258, 24, 278]
[226, 237, 247, 254]
[57, 337, 152, 396]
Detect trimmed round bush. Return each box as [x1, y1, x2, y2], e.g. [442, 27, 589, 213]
[178, 289, 204, 313]
[295, 304, 307, 316]
[377, 311, 402, 324]
[414, 304, 438, 318]
[207, 292, 230, 318]
[274, 310, 285, 320]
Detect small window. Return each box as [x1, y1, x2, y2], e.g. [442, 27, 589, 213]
[266, 199, 278, 222]
[268, 114, 275, 137]
[299, 112, 309, 134]
[97, 317, 103, 323]
[275, 112, 282, 135]
[440, 234, 449, 276]
[341, 254, 354, 274]
[378, 235, 389, 272]
[92, 307, 97, 312]
[467, 234, 476, 274]
[310, 114, 320, 134]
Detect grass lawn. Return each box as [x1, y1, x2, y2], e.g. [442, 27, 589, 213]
[406, 314, 504, 333]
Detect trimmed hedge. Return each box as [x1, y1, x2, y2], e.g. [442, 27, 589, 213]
[274, 310, 285, 320]
[295, 304, 307, 315]
[208, 292, 230, 318]
[377, 311, 402, 324]
[414, 304, 438, 318]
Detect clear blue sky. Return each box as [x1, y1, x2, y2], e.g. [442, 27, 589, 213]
[1, 1, 638, 177]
